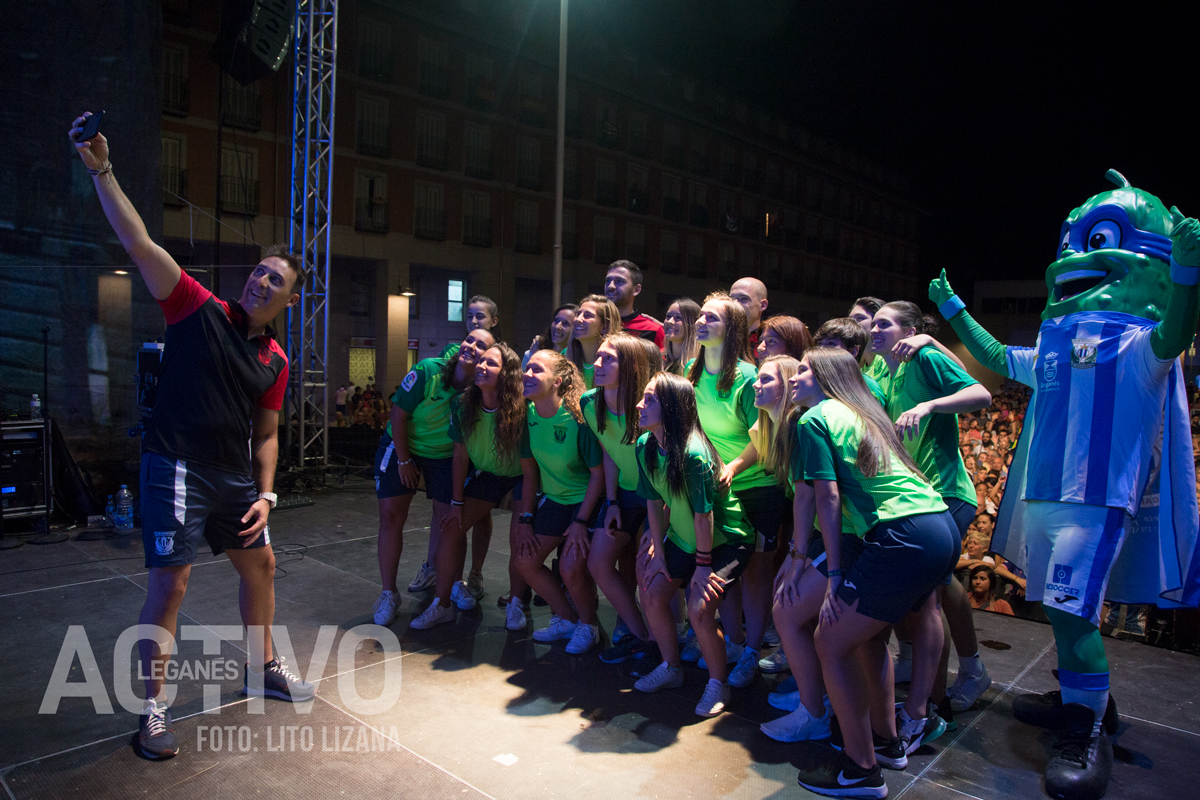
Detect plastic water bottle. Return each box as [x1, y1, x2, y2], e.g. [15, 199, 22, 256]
[105, 495, 115, 526]
[115, 485, 135, 530]
[30, 393, 42, 421]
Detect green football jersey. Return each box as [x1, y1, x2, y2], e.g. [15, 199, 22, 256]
[635, 432, 754, 553]
[580, 389, 641, 492]
[524, 402, 603, 504]
[387, 357, 459, 459]
[791, 400, 947, 536]
[448, 396, 525, 477]
[689, 360, 775, 491]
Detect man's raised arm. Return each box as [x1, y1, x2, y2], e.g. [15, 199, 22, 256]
[69, 112, 181, 300]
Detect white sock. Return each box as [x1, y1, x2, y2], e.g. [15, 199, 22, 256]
[1062, 687, 1108, 737]
[958, 652, 983, 678]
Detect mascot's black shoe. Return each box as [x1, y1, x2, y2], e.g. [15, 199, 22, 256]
[1044, 703, 1112, 800]
[1013, 690, 1118, 735]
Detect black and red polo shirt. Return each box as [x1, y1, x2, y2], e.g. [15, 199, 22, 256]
[142, 271, 288, 475]
[620, 310, 665, 349]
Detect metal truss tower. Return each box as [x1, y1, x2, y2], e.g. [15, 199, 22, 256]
[286, 0, 338, 468]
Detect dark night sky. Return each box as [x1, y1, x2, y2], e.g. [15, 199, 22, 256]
[585, 0, 1199, 296]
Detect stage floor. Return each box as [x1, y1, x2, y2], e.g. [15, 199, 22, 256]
[2, 479, 1198, 799]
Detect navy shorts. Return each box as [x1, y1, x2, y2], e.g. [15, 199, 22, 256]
[533, 496, 583, 539]
[663, 537, 750, 593]
[373, 435, 453, 504]
[737, 484, 790, 553]
[463, 469, 523, 506]
[837, 511, 961, 624]
[804, 531, 866, 578]
[593, 487, 648, 536]
[140, 452, 269, 568]
[944, 497, 977, 538]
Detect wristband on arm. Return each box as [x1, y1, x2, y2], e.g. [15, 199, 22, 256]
[938, 295, 966, 319]
[1171, 257, 1200, 286]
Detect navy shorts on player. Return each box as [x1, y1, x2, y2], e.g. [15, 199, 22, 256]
[140, 452, 269, 568]
[663, 538, 750, 594]
[533, 496, 583, 539]
[804, 531, 866, 578]
[373, 434, 453, 504]
[737, 484, 790, 553]
[593, 488, 648, 536]
[837, 510, 960, 624]
[463, 469, 523, 506]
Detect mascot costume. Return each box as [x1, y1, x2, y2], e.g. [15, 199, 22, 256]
[931, 170, 1200, 800]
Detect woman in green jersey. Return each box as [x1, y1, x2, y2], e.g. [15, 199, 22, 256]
[632, 373, 755, 718]
[511, 350, 606, 652]
[581, 333, 656, 663]
[411, 344, 535, 629]
[687, 292, 782, 688]
[564, 294, 621, 388]
[521, 303, 577, 368]
[372, 328, 495, 627]
[787, 348, 959, 798]
[662, 298, 701, 375]
[849, 296, 891, 385]
[872, 300, 994, 720]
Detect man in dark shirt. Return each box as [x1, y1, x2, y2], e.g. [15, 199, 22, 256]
[71, 113, 314, 762]
[604, 260, 664, 348]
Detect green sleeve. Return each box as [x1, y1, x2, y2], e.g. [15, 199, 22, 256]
[635, 439, 661, 501]
[686, 450, 716, 514]
[393, 362, 431, 414]
[438, 342, 461, 359]
[789, 420, 806, 484]
[801, 417, 839, 483]
[448, 397, 464, 444]
[735, 372, 758, 428]
[1151, 281, 1200, 360]
[946, 308, 1010, 377]
[578, 422, 603, 468]
[918, 349, 977, 395]
[864, 375, 887, 408]
[519, 420, 532, 459]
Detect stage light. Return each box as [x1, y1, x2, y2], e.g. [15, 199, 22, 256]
[114, 270, 128, 275]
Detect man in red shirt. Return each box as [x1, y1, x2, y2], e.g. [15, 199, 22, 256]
[71, 113, 314, 762]
[730, 276, 769, 355]
[604, 260, 664, 348]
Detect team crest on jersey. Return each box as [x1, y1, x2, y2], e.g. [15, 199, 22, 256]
[401, 370, 418, 392]
[1070, 338, 1099, 369]
[717, 388, 731, 400]
[257, 343, 272, 365]
[553, 425, 568, 443]
[155, 531, 175, 556]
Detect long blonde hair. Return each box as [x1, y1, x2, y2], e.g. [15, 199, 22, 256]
[804, 348, 925, 480]
[531, 349, 586, 422]
[687, 291, 753, 392]
[663, 297, 701, 375]
[752, 355, 801, 483]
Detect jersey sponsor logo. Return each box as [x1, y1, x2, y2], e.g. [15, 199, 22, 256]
[1070, 337, 1099, 369]
[1053, 595, 1078, 604]
[401, 370, 418, 392]
[155, 531, 175, 556]
[553, 425, 568, 443]
[1047, 563, 1078, 596]
[1043, 351, 1059, 382]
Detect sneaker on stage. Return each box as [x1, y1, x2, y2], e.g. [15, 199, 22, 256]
[137, 698, 177, 760]
[898, 707, 946, 756]
[628, 642, 663, 677]
[566, 623, 600, 655]
[697, 636, 743, 668]
[410, 598, 456, 629]
[634, 660, 685, 693]
[599, 634, 649, 664]
[451, 580, 478, 610]
[612, 618, 631, 644]
[769, 688, 801, 712]
[796, 750, 888, 799]
[532, 615, 577, 642]
[829, 716, 907, 771]
[467, 568, 485, 600]
[762, 620, 781, 647]
[1044, 704, 1112, 800]
[505, 596, 527, 631]
[372, 589, 399, 626]
[695, 678, 730, 717]
[1013, 687, 1119, 735]
[407, 561, 436, 592]
[727, 646, 760, 688]
[243, 656, 315, 702]
[947, 662, 991, 712]
[760, 701, 831, 742]
[758, 648, 789, 674]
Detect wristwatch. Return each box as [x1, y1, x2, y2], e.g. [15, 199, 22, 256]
[257, 492, 278, 509]
[518, 512, 534, 524]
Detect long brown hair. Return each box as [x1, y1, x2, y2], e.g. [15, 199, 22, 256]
[663, 297, 701, 375]
[645, 373, 723, 497]
[530, 349, 586, 423]
[804, 348, 925, 480]
[533, 303, 578, 353]
[460, 344, 526, 460]
[752, 355, 801, 483]
[440, 329, 496, 387]
[759, 315, 813, 359]
[566, 294, 622, 371]
[595, 332, 654, 445]
[687, 291, 752, 392]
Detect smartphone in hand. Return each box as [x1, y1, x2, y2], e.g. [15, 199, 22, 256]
[77, 111, 105, 141]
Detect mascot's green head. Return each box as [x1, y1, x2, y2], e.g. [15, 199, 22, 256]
[1044, 169, 1177, 321]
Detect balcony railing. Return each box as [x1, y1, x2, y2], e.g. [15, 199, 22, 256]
[464, 147, 493, 179]
[219, 176, 259, 216]
[416, 138, 447, 170]
[515, 224, 541, 254]
[662, 196, 684, 223]
[516, 161, 542, 190]
[162, 73, 189, 116]
[415, 208, 446, 240]
[354, 199, 389, 233]
[221, 85, 261, 131]
[162, 167, 187, 205]
[596, 181, 618, 207]
[418, 64, 450, 98]
[359, 47, 393, 82]
[463, 216, 492, 247]
[660, 250, 681, 275]
[688, 205, 709, 228]
[356, 121, 391, 158]
[627, 188, 650, 214]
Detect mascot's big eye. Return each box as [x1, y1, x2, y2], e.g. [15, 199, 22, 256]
[1086, 220, 1121, 251]
[1060, 230, 1071, 254]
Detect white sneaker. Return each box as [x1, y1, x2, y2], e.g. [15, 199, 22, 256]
[769, 689, 801, 712]
[533, 615, 577, 642]
[407, 561, 436, 592]
[758, 648, 789, 673]
[372, 590, 399, 626]
[695, 679, 730, 717]
[728, 646, 760, 688]
[763, 620, 781, 647]
[894, 654, 913, 683]
[947, 662, 992, 712]
[565, 623, 599, 655]
[680, 629, 702, 661]
[634, 661, 685, 693]
[451, 580, 478, 610]
[760, 702, 832, 742]
[697, 637, 743, 668]
[409, 598, 455, 630]
[505, 596, 527, 631]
